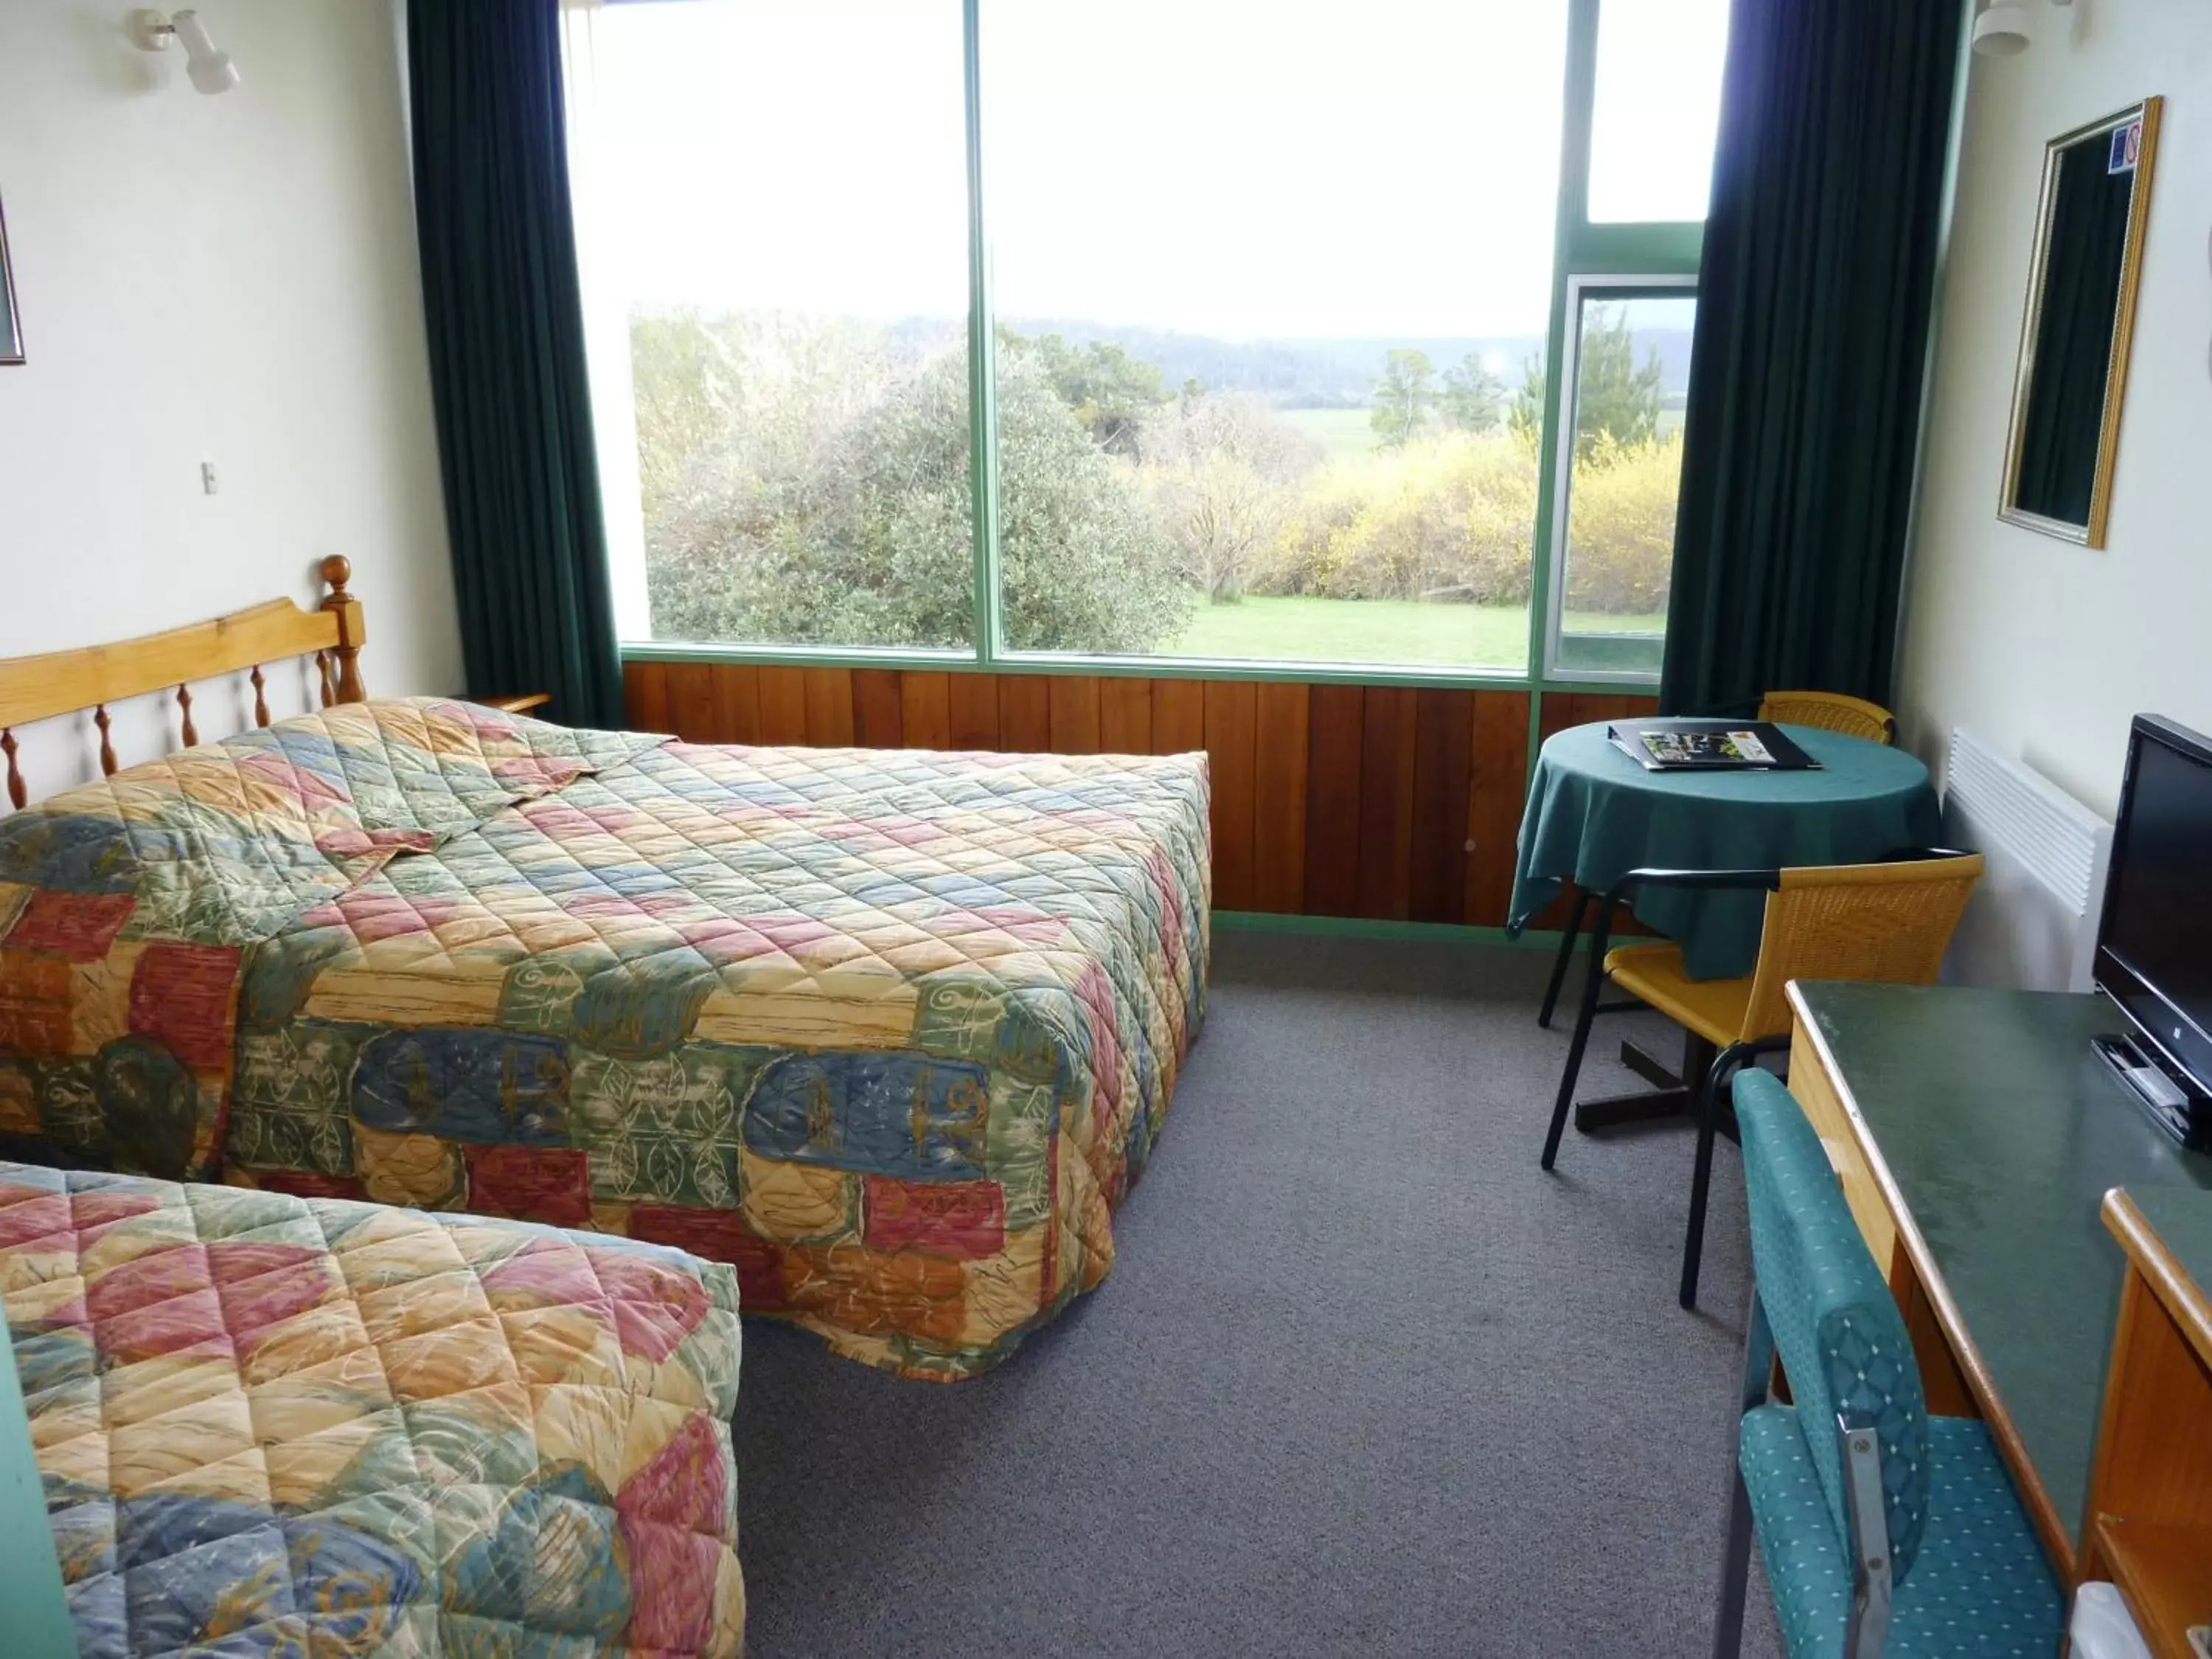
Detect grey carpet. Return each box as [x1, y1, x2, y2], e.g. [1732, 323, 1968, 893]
[732, 933, 1784, 1657]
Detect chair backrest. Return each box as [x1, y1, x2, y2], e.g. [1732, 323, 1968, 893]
[1735, 1069, 1931, 1583]
[1758, 690, 1898, 746]
[1738, 853, 1983, 1039]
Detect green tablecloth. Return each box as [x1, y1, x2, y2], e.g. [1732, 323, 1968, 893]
[1507, 722, 1940, 979]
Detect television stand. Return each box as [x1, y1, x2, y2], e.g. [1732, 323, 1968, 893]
[2092, 1032, 2212, 1150]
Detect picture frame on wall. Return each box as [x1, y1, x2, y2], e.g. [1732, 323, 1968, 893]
[0, 189, 21, 366]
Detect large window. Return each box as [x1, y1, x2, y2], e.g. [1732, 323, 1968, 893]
[567, 0, 1728, 684]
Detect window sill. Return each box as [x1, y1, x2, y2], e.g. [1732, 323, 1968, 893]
[618, 639, 1658, 695]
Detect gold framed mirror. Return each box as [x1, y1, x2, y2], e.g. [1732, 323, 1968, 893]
[2000, 97, 2161, 549]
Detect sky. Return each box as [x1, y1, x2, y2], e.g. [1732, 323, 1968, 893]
[574, 0, 1728, 343]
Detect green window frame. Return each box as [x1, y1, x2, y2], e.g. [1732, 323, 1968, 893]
[604, 0, 1714, 694]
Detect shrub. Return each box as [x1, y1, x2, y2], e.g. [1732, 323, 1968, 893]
[1559, 434, 1683, 614]
[1263, 431, 1540, 605]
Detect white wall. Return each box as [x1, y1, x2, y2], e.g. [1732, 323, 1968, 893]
[1897, 4, 2212, 820]
[0, 0, 457, 799]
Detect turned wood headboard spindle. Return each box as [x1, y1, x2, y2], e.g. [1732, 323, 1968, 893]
[317, 556, 368, 702]
[0, 559, 369, 812]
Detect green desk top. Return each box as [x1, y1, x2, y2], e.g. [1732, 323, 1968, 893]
[1795, 981, 2212, 1552]
[2115, 1183, 2212, 1343]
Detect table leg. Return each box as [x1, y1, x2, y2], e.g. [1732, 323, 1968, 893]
[1573, 1032, 1717, 1134]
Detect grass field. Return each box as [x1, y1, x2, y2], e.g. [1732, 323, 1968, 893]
[1159, 595, 1664, 668]
[1276, 407, 1378, 465]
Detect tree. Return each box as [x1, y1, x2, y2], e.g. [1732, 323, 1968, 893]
[1509, 353, 1547, 447]
[1506, 310, 1665, 460]
[1570, 306, 1665, 455]
[1442, 354, 1505, 433]
[1002, 330, 1168, 458]
[1142, 395, 1320, 601]
[637, 321, 1191, 653]
[1368, 348, 1437, 448]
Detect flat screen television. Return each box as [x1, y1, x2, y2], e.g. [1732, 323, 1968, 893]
[2093, 714, 2212, 1145]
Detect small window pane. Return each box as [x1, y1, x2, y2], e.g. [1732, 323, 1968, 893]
[983, 0, 1571, 671]
[579, 0, 973, 651]
[1587, 0, 1729, 224]
[1551, 288, 1694, 678]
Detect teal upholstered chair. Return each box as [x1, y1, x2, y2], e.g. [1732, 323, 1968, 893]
[1713, 1071, 2063, 1658]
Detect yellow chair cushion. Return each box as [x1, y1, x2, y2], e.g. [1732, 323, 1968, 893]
[1602, 941, 1756, 1048]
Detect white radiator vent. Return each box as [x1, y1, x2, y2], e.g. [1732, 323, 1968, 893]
[1939, 728, 2113, 992]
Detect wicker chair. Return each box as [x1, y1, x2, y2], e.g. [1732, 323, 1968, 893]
[1539, 849, 1983, 1309]
[1756, 690, 1898, 745]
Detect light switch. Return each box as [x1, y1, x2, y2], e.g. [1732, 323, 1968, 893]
[201, 462, 218, 495]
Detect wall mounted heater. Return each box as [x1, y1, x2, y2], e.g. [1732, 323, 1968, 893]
[1938, 728, 2113, 992]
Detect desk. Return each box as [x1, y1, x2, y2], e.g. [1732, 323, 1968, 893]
[2082, 1187, 2212, 1657]
[1784, 979, 2212, 1582]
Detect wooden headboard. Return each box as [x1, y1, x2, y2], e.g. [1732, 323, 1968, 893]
[0, 556, 368, 809]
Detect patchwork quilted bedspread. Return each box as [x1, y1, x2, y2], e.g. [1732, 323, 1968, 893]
[0, 1159, 745, 1658]
[0, 699, 1211, 1380]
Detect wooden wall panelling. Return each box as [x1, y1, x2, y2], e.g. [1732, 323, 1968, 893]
[1150, 678, 1205, 756]
[947, 674, 1001, 748]
[801, 668, 855, 745]
[1407, 689, 1475, 924]
[665, 663, 720, 741]
[900, 672, 953, 749]
[1251, 682, 1310, 914]
[1355, 686, 1419, 919]
[712, 663, 762, 743]
[1464, 691, 1531, 927]
[1203, 681, 1259, 911]
[1048, 675, 1102, 754]
[625, 661, 670, 733]
[852, 669, 904, 747]
[1302, 684, 1365, 917]
[998, 676, 1051, 751]
[755, 667, 810, 745]
[1099, 677, 1152, 753]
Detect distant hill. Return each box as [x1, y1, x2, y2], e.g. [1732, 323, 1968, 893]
[1006, 319, 1696, 411]
[868, 311, 1694, 411]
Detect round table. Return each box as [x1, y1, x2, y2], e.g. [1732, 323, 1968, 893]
[1507, 721, 1940, 981]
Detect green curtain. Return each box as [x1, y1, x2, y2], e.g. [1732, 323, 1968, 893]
[408, 0, 625, 728]
[1659, 0, 1965, 715]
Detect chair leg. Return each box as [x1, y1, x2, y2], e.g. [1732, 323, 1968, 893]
[1540, 925, 1610, 1170]
[1537, 889, 1590, 1029]
[1711, 1462, 1755, 1659]
[1680, 1043, 1747, 1310]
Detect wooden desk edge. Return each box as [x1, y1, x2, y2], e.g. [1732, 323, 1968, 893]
[2102, 1189, 2212, 1376]
[1784, 980, 2079, 1578]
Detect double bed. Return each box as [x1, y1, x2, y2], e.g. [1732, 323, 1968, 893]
[0, 565, 1211, 1652]
[0, 568, 1212, 1381]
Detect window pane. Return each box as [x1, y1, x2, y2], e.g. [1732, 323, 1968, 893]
[1587, 0, 1729, 223]
[983, 0, 1570, 670]
[577, 0, 973, 650]
[1551, 289, 1694, 678]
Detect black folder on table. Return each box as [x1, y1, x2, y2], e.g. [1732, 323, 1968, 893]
[1606, 719, 1821, 771]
